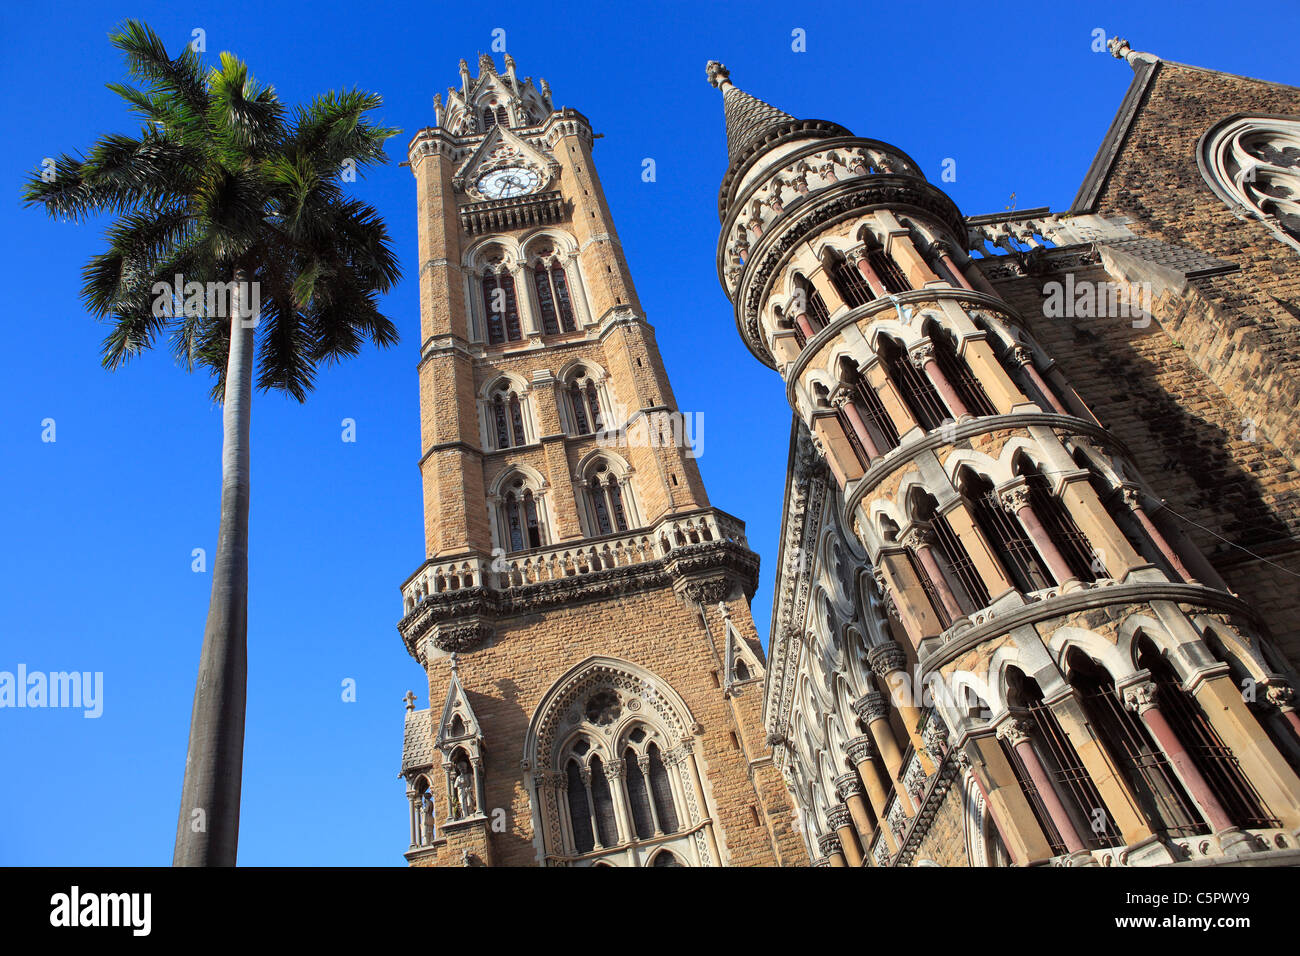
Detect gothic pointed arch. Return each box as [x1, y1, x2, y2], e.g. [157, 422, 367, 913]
[523, 656, 714, 865]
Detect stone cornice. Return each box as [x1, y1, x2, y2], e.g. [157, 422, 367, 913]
[397, 540, 760, 659]
[919, 582, 1257, 676]
[783, 288, 1023, 403]
[841, 412, 1132, 521]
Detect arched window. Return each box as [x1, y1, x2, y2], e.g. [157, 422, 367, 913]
[496, 474, 546, 553]
[482, 105, 509, 129]
[735, 659, 750, 681]
[650, 849, 684, 867]
[836, 355, 900, 462]
[1068, 649, 1207, 838]
[925, 322, 997, 417]
[1136, 637, 1277, 829]
[788, 274, 829, 347]
[588, 754, 619, 847]
[487, 383, 528, 450]
[878, 334, 948, 431]
[646, 742, 680, 834]
[482, 272, 522, 344]
[910, 490, 990, 614]
[1004, 668, 1123, 850]
[959, 469, 1053, 593]
[531, 259, 576, 335]
[826, 249, 875, 307]
[624, 747, 656, 840]
[580, 458, 634, 537]
[527, 659, 700, 864]
[565, 757, 595, 854]
[564, 365, 605, 437]
[1015, 458, 1101, 583]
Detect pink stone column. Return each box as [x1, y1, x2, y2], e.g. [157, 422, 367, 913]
[909, 342, 970, 419]
[793, 311, 817, 341]
[853, 252, 888, 298]
[999, 485, 1078, 588]
[997, 717, 1087, 855]
[833, 393, 880, 461]
[1124, 681, 1234, 832]
[1121, 488, 1193, 583]
[932, 241, 976, 292]
[1010, 346, 1069, 415]
[902, 524, 964, 621]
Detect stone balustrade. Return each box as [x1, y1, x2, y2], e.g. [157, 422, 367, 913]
[401, 508, 749, 613]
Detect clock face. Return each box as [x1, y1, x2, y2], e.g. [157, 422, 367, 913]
[476, 165, 542, 199]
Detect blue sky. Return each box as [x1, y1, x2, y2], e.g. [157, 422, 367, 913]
[2, 1, 1297, 866]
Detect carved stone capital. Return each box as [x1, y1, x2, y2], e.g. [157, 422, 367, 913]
[845, 734, 878, 764]
[834, 772, 865, 801]
[817, 832, 843, 856]
[899, 523, 933, 552]
[998, 484, 1032, 514]
[853, 691, 890, 725]
[907, 342, 936, 369]
[1122, 680, 1160, 715]
[826, 804, 853, 832]
[1265, 683, 1296, 711]
[995, 716, 1033, 748]
[868, 641, 909, 679]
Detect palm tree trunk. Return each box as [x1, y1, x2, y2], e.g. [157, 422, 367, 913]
[174, 267, 256, 866]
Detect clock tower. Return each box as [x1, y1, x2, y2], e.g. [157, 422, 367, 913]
[396, 53, 806, 867]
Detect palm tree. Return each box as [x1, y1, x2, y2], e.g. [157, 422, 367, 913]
[22, 20, 402, 866]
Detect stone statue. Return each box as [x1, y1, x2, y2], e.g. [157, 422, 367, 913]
[420, 791, 435, 844]
[453, 760, 476, 817]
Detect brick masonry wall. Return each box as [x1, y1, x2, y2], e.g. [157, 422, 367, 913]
[414, 588, 806, 866]
[990, 260, 1300, 666]
[1087, 62, 1300, 471]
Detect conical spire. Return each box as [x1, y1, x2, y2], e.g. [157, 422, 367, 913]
[706, 61, 799, 164]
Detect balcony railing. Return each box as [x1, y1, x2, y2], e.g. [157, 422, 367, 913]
[401, 509, 749, 614]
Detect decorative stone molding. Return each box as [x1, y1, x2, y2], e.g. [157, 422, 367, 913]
[432, 620, 494, 653]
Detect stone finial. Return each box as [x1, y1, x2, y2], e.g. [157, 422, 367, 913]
[539, 78, 551, 99]
[478, 52, 496, 75]
[503, 53, 516, 71]
[449, 651, 460, 675]
[705, 60, 731, 90]
[1107, 36, 1159, 69]
[403, 690, 416, 712]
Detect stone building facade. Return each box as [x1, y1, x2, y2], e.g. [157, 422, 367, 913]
[395, 54, 806, 866]
[710, 40, 1300, 866]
